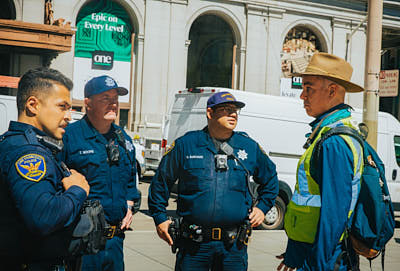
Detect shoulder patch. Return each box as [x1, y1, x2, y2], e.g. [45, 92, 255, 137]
[15, 154, 46, 182]
[164, 141, 175, 156]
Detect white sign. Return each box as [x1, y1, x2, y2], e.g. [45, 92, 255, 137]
[280, 78, 302, 99]
[73, 57, 131, 103]
[379, 70, 399, 97]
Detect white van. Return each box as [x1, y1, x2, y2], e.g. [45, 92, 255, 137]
[0, 95, 18, 135]
[162, 87, 400, 230]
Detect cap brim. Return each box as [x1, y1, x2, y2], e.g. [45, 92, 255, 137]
[211, 101, 245, 108]
[115, 87, 128, 96]
[291, 72, 364, 93]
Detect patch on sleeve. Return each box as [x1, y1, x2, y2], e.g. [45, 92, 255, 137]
[15, 154, 46, 182]
[163, 141, 175, 156]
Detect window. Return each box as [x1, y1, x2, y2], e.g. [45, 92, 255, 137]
[394, 136, 400, 167]
[119, 109, 129, 130]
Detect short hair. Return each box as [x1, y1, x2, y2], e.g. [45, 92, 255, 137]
[17, 67, 73, 114]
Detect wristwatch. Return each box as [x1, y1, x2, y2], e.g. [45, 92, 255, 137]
[127, 204, 134, 211]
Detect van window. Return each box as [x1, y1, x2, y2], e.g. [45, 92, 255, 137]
[394, 136, 400, 167]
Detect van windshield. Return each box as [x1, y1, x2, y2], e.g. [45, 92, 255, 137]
[394, 136, 400, 167]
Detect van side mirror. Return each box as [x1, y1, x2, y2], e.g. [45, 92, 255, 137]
[393, 169, 397, 181]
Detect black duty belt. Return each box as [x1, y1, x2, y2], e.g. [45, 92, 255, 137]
[104, 222, 125, 239]
[181, 221, 239, 243]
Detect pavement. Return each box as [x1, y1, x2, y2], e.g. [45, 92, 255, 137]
[124, 181, 400, 270]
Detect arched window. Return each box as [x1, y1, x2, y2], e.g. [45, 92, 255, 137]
[186, 15, 235, 88]
[281, 26, 324, 78]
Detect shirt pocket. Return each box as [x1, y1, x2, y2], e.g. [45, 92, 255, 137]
[229, 163, 247, 192]
[182, 159, 211, 192]
[70, 152, 102, 180]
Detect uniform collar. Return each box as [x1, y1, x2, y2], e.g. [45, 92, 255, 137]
[198, 126, 241, 149]
[80, 115, 117, 141]
[8, 121, 48, 137]
[309, 103, 352, 130]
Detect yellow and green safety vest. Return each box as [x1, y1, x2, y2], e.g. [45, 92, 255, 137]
[284, 117, 363, 244]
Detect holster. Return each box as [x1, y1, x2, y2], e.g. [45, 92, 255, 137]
[168, 217, 181, 254]
[68, 200, 108, 256]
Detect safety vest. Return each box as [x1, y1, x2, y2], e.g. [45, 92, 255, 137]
[284, 117, 363, 244]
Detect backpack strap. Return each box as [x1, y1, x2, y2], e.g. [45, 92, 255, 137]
[314, 125, 365, 164]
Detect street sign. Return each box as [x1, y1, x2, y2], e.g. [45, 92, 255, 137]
[379, 69, 399, 97]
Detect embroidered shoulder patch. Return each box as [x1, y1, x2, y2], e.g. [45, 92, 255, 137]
[164, 141, 175, 156]
[15, 154, 46, 182]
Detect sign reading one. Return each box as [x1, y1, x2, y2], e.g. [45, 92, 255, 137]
[92, 51, 114, 70]
[291, 77, 302, 89]
[379, 70, 399, 97]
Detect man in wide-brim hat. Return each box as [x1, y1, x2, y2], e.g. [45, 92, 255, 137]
[277, 53, 364, 271]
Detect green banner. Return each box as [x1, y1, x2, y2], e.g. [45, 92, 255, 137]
[75, 0, 133, 62]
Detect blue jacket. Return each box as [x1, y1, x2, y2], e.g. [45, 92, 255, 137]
[61, 116, 139, 224]
[283, 104, 361, 271]
[0, 121, 87, 259]
[148, 127, 279, 227]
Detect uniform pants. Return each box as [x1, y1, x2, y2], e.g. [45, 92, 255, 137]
[81, 235, 124, 271]
[175, 239, 248, 271]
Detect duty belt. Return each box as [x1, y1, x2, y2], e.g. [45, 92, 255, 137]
[104, 222, 125, 239]
[181, 221, 239, 243]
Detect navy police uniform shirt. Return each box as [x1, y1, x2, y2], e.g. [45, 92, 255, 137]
[148, 127, 279, 227]
[61, 116, 139, 224]
[0, 121, 87, 258]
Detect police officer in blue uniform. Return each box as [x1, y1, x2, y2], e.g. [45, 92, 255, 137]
[148, 91, 279, 271]
[0, 67, 90, 270]
[61, 75, 140, 271]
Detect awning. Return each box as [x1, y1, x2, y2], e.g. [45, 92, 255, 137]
[0, 19, 75, 53]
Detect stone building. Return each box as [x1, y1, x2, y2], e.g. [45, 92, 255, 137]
[1, 0, 400, 138]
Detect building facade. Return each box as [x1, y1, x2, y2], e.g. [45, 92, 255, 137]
[2, 0, 400, 138]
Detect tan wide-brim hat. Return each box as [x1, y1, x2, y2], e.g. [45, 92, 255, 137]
[294, 52, 364, 93]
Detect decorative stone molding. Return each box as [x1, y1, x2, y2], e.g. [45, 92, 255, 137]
[332, 17, 366, 31]
[246, 4, 285, 19]
[0, 19, 74, 52]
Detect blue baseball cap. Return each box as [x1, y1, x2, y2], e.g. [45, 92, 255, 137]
[207, 91, 245, 109]
[84, 75, 128, 98]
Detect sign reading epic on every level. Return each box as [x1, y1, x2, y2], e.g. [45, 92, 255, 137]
[84, 13, 125, 32]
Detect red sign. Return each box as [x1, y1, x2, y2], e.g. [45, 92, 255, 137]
[379, 70, 399, 97]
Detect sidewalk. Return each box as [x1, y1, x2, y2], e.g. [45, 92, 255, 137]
[124, 229, 400, 270]
[127, 182, 400, 270]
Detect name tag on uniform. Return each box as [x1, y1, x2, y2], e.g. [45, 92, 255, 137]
[186, 155, 204, 159]
[79, 150, 95, 155]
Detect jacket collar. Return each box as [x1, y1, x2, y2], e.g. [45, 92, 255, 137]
[309, 103, 352, 130]
[9, 121, 48, 137]
[197, 126, 241, 149]
[79, 115, 117, 142]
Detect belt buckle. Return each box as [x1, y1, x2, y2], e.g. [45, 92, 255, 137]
[211, 228, 221, 240]
[106, 225, 116, 239]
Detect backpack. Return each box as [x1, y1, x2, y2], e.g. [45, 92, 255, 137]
[312, 125, 396, 269]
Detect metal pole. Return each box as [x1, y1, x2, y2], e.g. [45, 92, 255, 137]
[363, 0, 383, 149]
[231, 44, 237, 89]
